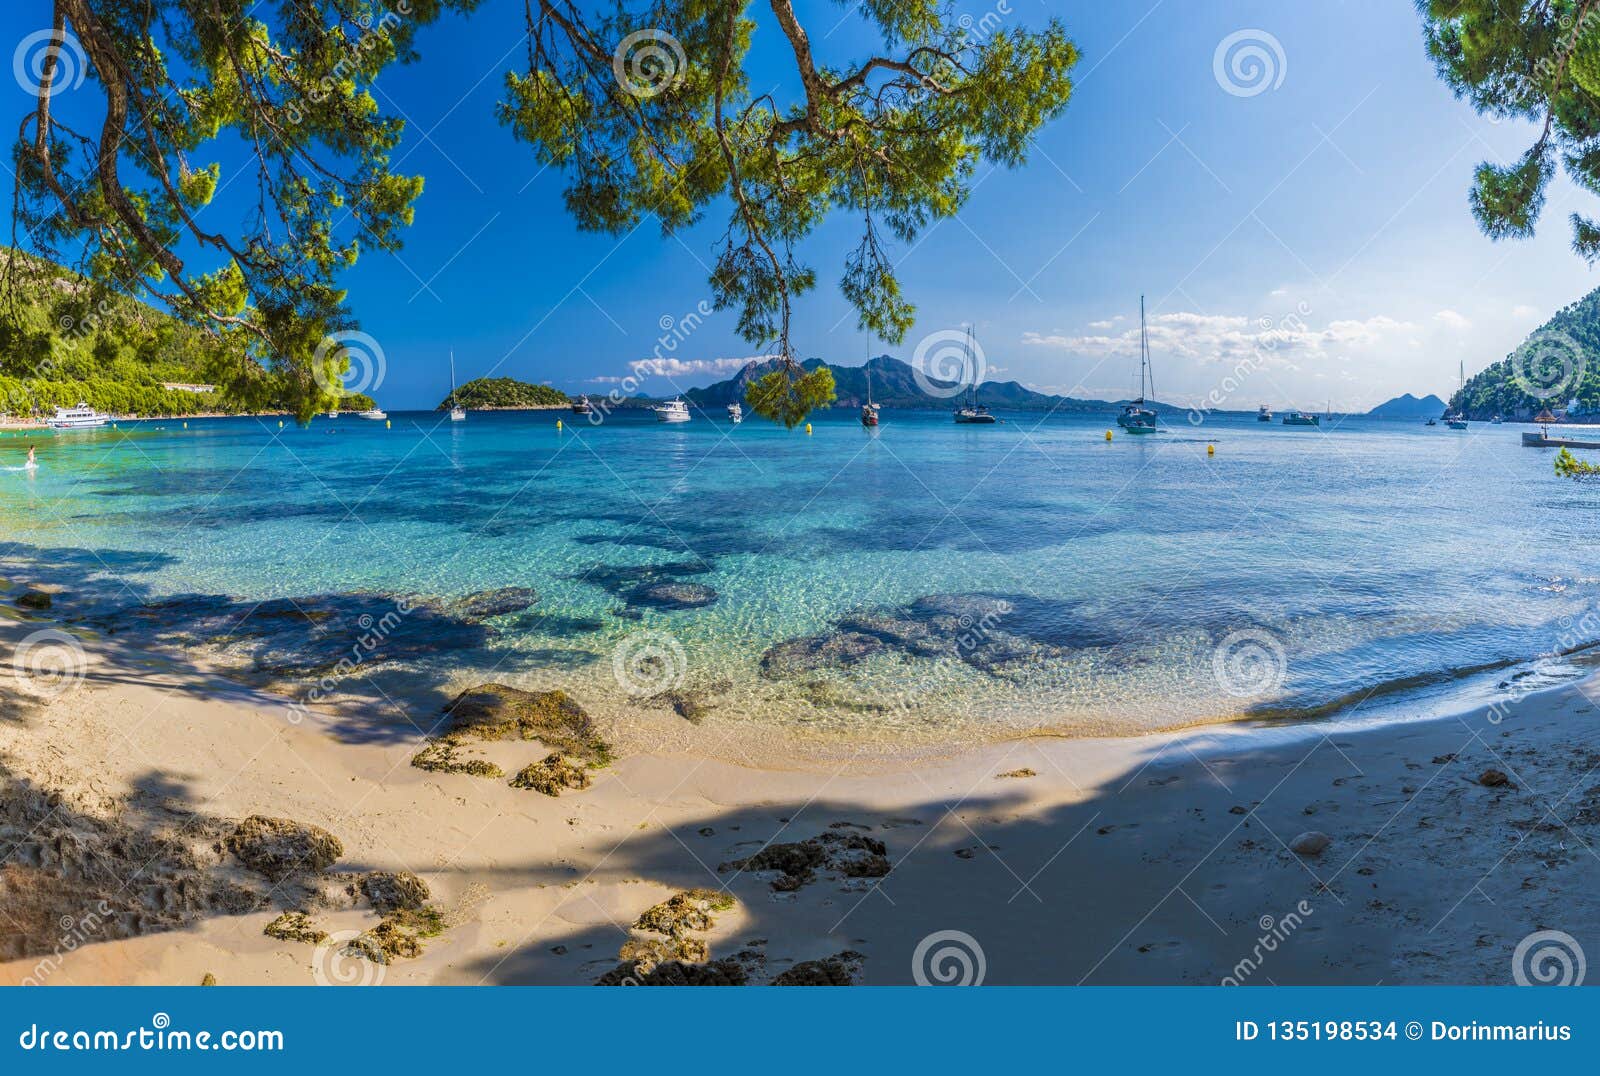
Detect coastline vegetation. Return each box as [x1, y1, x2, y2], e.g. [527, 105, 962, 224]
[1555, 447, 1600, 477]
[439, 377, 569, 411]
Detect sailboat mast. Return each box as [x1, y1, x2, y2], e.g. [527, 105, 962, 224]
[1139, 295, 1150, 404]
[449, 350, 457, 406]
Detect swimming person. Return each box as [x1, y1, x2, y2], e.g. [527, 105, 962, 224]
[26, 444, 35, 468]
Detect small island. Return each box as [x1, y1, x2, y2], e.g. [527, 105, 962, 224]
[439, 376, 569, 411]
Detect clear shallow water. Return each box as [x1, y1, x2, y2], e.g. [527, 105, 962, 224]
[3, 408, 1599, 747]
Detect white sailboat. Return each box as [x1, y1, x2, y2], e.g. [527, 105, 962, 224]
[1116, 296, 1158, 434]
[448, 351, 466, 422]
[727, 402, 743, 423]
[1445, 360, 1468, 430]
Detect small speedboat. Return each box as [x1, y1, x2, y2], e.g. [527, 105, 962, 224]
[727, 402, 743, 423]
[653, 398, 691, 423]
[1446, 415, 1468, 430]
[1257, 404, 1273, 422]
[324, 410, 340, 419]
[571, 395, 594, 416]
[1492, 415, 1502, 424]
[357, 408, 387, 420]
[46, 402, 110, 430]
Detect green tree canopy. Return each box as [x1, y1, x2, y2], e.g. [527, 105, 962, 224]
[10, 1, 1076, 426]
[1419, 0, 1600, 258]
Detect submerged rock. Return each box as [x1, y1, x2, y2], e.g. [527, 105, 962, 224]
[629, 581, 718, 610]
[454, 586, 540, 620]
[15, 589, 52, 611]
[1479, 768, 1511, 788]
[225, 815, 343, 880]
[760, 632, 886, 679]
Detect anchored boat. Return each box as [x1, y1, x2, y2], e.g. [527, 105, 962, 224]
[1116, 297, 1158, 434]
[47, 402, 110, 430]
[653, 398, 691, 423]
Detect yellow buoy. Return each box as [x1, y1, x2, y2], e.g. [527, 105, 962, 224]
[385, 419, 391, 429]
[1105, 430, 1113, 441]
[278, 420, 284, 428]
[182, 421, 188, 429]
[805, 423, 812, 435]
[1207, 443, 1215, 456]
[556, 419, 563, 430]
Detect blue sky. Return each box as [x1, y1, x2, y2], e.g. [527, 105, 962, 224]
[8, 1, 1600, 410]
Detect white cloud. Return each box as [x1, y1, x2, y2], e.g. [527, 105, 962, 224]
[1020, 310, 1417, 372]
[1433, 309, 1471, 331]
[627, 355, 774, 379]
[1087, 316, 1124, 330]
[1512, 304, 1540, 320]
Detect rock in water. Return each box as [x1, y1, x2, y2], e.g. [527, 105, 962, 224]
[629, 581, 719, 610]
[1478, 768, 1510, 788]
[1289, 831, 1331, 857]
[455, 587, 540, 620]
[15, 589, 52, 611]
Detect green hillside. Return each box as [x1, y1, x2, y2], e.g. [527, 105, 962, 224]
[0, 249, 271, 418]
[1452, 287, 1600, 420]
[440, 377, 569, 410]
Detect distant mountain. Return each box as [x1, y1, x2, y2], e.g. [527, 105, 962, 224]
[683, 355, 1179, 413]
[1367, 392, 1447, 419]
[1451, 285, 1600, 420]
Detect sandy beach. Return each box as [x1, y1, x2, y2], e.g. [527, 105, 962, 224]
[3, 583, 1597, 988]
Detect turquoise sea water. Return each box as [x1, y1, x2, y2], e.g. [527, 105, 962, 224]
[3, 408, 1598, 748]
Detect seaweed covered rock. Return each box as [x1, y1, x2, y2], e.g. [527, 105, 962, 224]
[509, 753, 592, 796]
[15, 589, 52, 611]
[263, 911, 327, 944]
[759, 632, 886, 679]
[437, 684, 611, 763]
[633, 888, 736, 936]
[771, 950, 865, 986]
[595, 958, 749, 986]
[359, 871, 430, 913]
[720, 831, 889, 891]
[350, 906, 447, 964]
[409, 740, 503, 778]
[225, 815, 343, 880]
[629, 581, 718, 610]
[618, 935, 710, 967]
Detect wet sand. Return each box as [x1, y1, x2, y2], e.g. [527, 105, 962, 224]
[3, 598, 1597, 986]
